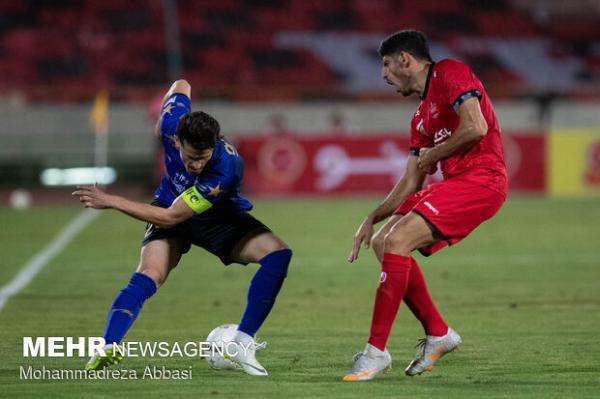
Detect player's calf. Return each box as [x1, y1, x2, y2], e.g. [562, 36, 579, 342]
[237, 248, 292, 336]
[102, 272, 157, 346]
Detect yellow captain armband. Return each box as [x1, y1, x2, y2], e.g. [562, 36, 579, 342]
[181, 186, 213, 214]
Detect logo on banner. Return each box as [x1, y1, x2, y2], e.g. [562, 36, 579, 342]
[313, 142, 408, 191]
[314, 141, 443, 191]
[257, 137, 307, 186]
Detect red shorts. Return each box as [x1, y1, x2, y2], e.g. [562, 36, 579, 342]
[394, 176, 506, 256]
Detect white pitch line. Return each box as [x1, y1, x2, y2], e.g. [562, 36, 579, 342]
[0, 209, 100, 311]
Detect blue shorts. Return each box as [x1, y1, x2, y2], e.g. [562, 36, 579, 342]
[142, 202, 270, 265]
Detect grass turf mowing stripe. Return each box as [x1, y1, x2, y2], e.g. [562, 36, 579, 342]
[0, 209, 99, 311]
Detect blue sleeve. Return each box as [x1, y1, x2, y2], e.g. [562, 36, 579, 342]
[195, 159, 240, 206]
[158, 93, 191, 137]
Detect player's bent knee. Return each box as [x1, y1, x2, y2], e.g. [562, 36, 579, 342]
[267, 241, 289, 253]
[253, 232, 289, 259]
[266, 233, 289, 252]
[138, 268, 167, 288]
[383, 233, 409, 255]
[371, 232, 385, 253]
[383, 223, 415, 255]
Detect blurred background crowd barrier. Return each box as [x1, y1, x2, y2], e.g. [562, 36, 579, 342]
[0, 0, 598, 200]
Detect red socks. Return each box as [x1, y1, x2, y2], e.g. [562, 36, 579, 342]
[368, 253, 412, 351]
[367, 254, 448, 351]
[404, 258, 448, 337]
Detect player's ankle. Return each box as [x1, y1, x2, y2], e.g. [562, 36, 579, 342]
[235, 330, 254, 344]
[426, 325, 449, 337]
[365, 343, 386, 356]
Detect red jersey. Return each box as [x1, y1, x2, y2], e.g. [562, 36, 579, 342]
[409, 59, 508, 196]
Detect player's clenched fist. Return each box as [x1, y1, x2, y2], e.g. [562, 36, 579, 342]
[417, 147, 438, 174]
[348, 216, 375, 263]
[72, 184, 112, 209]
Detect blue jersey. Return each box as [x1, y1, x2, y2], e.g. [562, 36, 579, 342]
[153, 93, 253, 218]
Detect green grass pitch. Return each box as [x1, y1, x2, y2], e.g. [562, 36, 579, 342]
[1, 197, 599, 398]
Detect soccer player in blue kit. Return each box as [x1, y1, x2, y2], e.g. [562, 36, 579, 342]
[73, 80, 292, 376]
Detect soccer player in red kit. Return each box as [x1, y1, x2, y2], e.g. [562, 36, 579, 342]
[343, 30, 507, 381]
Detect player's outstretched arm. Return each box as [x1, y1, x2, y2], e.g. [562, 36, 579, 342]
[417, 97, 487, 173]
[348, 156, 426, 262]
[72, 184, 194, 228]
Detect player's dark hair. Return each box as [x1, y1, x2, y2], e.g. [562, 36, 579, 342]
[378, 29, 433, 62]
[176, 111, 222, 151]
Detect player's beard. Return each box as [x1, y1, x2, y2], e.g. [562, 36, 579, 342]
[395, 84, 412, 97]
[391, 74, 412, 97]
[186, 166, 202, 175]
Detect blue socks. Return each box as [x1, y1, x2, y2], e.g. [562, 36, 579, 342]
[103, 272, 157, 345]
[102, 249, 291, 344]
[238, 248, 292, 337]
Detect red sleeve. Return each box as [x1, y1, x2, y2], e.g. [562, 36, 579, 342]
[439, 61, 482, 113]
[409, 117, 433, 155]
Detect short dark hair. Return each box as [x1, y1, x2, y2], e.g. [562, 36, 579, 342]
[378, 29, 433, 62]
[176, 111, 222, 151]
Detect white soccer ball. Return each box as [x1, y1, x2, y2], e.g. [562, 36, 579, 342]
[205, 323, 241, 370]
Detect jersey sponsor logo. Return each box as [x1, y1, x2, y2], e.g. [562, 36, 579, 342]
[423, 201, 440, 215]
[172, 173, 191, 193]
[173, 182, 186, 193]
[433, 128, 452, 144]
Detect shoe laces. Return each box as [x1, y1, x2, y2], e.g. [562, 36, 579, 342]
[350, 352, 372, 372]
[414, 337, 427, 358]
[253, 340, 267, 351]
